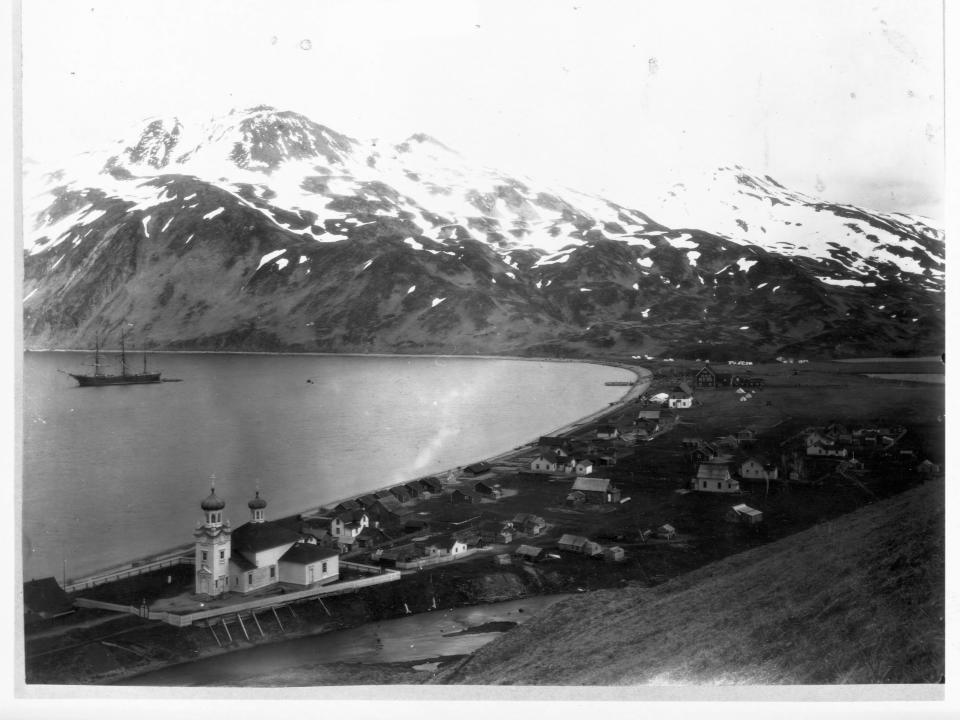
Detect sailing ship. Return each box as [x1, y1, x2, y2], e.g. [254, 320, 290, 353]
[66, 333, 163, 386]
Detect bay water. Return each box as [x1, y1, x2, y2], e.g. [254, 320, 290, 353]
[22, 352, 634, 581]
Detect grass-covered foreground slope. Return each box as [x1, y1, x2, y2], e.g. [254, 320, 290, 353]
[435, 480, 944, 685]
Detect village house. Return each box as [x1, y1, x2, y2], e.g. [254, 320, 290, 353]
[404, 482, 428, 500]
[353, 526, 392, 551]
[558, 533, 602, 556]
[450, 488, 483, 504]
[514, 545, 543, 563]
[530, 450, 563, 473]
[480, 521, 514, 544]
[462, 462, 493, 477]
[636, 408, 662, 424]
[726, 504, 763, 525]
[740, 457, 779, 481]
[418, 477, 443, 495]
[690, 442, 721, 463]
[565, 457, 595, 476]
[655, 524, 676, 540]
[807, 441, 849, 458]
[389, 485, 413, 504]
[693, 462, 741, 493]
[570, 476, 621, 503]
[694, 365, 731, 388]
[195, 488, 340, 598]
[565, 489, 586, 506]
[512, 513, 547, 536]
[418, 534, 468, 558]
[595, 424, 621, 441]
[667, 390, 693, 409]
[538, 436, 574, 456]
[474, 481, 502, 499]
[603, 546, 625, 562]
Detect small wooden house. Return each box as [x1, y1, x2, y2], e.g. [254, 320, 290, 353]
[531, 451, 563, 473]
[514, 545, 543, 563]
[512, 513, 547, 536]
[740, 457, 779, 481]
[418, 477, 443, 494]
[603, 546, 625, 563]
[655, 524, 676, 540]
[474, 481, 502, 499]
[463, 462, 493, 476]
[450, 488, 482, 505]
[727, 503, 763, 525]
[595, 425, 621, 440]
[389, 485, 413, 503]
[694, 462, 740, 493]
[480, 521, 513, 544]
[570, 477, 621, 504]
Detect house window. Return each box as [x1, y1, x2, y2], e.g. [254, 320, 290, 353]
[202, 551, 208, 562]
[717, 482, 721, 489]
[322, 561, 327, 574]
[270, 566, 275, 579]
[247, 573, 253, 585]
[219, 550, 225, 561]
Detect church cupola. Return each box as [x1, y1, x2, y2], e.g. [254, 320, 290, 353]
[248, 490, 267, 523]
[201, 486, 226, 527]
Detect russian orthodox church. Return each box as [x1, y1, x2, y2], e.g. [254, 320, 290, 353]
[194, 485, 340, 598]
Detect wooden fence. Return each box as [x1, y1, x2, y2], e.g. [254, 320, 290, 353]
[76, 568, 401, 627]
[65, 553, 194, 594]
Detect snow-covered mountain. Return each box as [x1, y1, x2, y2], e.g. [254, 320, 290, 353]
[22, 107, 945, 359]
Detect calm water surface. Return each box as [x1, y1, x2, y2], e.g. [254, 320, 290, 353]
[23, 353, 633, 580]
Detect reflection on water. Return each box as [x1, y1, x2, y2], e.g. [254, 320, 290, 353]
[119, 595, 568, 686]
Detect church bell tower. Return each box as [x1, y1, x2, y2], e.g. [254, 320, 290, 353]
[194, 482, 232, 597]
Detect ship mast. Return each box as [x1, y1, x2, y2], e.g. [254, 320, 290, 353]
[120, 330, 129, 376]
[93, 334, 104, 377]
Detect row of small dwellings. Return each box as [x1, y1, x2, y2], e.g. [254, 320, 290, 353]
[530, 435, 630, 475]
[796, 423, 908, 456]
[693, 365, 766, 389]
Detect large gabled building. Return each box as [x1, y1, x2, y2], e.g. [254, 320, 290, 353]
[194, 486, 339, 598]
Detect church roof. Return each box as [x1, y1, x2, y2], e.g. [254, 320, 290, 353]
[280, 542, 340, 565]
[230, 519, 301, 555]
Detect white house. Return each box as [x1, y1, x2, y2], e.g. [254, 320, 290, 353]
[694, 462, 740, 493]
[667, 391, 693, 409]
[531, 451, 563, 473]
[565, 457, 595, 476]
[740, 458, 779, 481]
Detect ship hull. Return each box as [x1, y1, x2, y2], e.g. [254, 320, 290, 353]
[69, 373, 163, 387]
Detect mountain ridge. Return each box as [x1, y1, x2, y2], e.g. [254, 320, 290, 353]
[22, 106, 945, 359]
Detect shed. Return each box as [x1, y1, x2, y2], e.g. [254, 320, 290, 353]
[463, 462, 493, 476]
[655, 524, 676, 540]
[566, 490, 587, 506]
[389, 485, 413, 503]
[494, 553, 513, 567]
[604, 546, 625, 563]
[727, 503, 763, 525]
[418, 477, 443, 494]
[450, 488, 482, 504]
[514, 545, 543, 563]
[474, 481, 502, 498]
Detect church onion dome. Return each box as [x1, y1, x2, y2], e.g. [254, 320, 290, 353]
[201, 488, 226, 511]
[248, 491, 267, 510]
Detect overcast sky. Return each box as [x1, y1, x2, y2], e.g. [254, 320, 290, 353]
[20, 0, 945, 219]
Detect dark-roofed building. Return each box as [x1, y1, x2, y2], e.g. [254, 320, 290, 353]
[514, 545, 543, 563]
[418, 477, 443, 494]
[23, 578, 74, 621]
[278, 543, 340, 586]
[404, 482, 428, 499]
[451, 488, 482, 504]
[510, 513, 546, 536]
[389, 485, 413, 503]
[558, 534, 602, 556]
[726, 504, 763, 525]
[531, 450, 563, 473]
[333, 499, 361, 514]
[539, 436, 574, 454]
[570, 476, 621, 503]
[480, 521, 514, 544]
[463, 462, 492, 476]
[474, 481, 502, 498]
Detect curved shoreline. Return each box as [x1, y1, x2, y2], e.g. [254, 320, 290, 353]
[59, 355, 650, 586]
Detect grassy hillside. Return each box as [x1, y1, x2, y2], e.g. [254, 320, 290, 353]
[435, 480, 944, 685]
